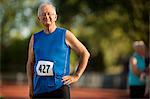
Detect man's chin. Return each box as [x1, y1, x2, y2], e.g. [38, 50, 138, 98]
[44, 23, 51, 27]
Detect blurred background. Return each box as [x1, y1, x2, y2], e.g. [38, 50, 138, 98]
[0, 0, 149, 98]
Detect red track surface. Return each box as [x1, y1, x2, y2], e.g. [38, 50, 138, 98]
[0, 84, 128, 99]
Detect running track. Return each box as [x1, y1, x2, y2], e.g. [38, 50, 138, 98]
[0, 84, 128, 99]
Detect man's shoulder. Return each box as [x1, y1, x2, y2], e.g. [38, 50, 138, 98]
[57, 27, 68, 32]
[34, 30, 43, 35]
[32, 30, 44, 39]
[32, 30, 43, 37]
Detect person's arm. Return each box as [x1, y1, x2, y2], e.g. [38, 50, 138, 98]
[62, 30, 90, 85]
[26, 35, 34, 97]
[130, 57, 142, 76]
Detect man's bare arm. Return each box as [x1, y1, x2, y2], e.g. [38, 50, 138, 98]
[62, 30, 90, 85]
[26, 35, 34, 97]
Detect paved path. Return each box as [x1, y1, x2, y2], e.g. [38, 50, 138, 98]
[0, 84, 128, 99]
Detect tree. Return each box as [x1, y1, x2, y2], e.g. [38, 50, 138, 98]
[0, 0, 149, 73]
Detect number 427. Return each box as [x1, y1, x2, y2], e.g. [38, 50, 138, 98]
[39, 64, 50, 73]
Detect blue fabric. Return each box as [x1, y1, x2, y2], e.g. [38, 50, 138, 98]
[33, 27, 70, 95]
[128, 52, 146, 86]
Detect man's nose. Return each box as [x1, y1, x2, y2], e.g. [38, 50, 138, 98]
[46, 14, 49, 19]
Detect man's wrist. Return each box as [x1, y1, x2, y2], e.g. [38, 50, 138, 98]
[74, 73, 80, 79]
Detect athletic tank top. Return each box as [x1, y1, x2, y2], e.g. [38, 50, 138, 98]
[33, 27, 70, 95]
[128, 52, 146, 86]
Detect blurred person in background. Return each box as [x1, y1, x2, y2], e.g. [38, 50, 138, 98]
[128, 41, 146, 98]
[26, 2, 90, 99]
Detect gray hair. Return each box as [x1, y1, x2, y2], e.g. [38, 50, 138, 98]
[133, 41, 145, 51]
[38, 2, 56, 16]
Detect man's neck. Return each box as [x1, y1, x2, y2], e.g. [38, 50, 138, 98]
[44, 24, 57, 34]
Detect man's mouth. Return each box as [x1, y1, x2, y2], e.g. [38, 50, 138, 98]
[45, 21, 51, 24]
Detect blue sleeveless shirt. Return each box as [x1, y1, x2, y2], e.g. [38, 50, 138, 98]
[33, 27, 70, 95]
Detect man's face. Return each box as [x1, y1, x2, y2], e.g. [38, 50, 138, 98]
[38, 5, 57, 27]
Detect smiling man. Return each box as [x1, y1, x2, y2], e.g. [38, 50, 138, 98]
[26, 2, 90, 99]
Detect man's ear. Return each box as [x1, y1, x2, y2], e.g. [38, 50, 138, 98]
[54, 14, 57, 21]
[38, 17, 41, 22]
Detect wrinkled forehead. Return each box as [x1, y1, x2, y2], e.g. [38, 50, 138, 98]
[38, 4, 56, 16]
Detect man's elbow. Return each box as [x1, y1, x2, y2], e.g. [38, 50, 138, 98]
[84, 50, 90, 59]
[87, 51, 90, 58]
[26, 61, 34, 69]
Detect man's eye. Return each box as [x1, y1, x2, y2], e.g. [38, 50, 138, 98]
[42, 13, 46, 16]
[42, 17, 46, 20]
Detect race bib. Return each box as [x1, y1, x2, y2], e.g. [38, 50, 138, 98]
[36, 60, 54, 76]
